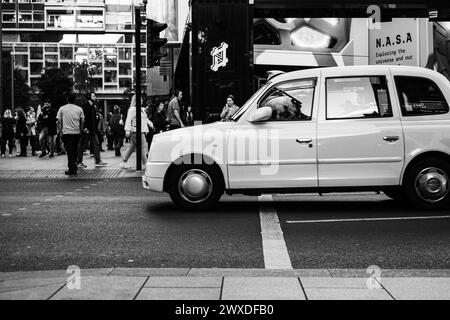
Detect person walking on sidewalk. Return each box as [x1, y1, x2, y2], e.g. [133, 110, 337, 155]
[57, 93, 85, 176]
[1, 110, 16, 157]
[167, 90, 185, 130]
[15, 108, 28, 157]
[37, 99, 57, 158]
[153, 101, 169, 134]
[26, 107, 38, 156]
[120, 95, 154, 169]
[77, 92, 106, 168]
[109, 105, 125, 157]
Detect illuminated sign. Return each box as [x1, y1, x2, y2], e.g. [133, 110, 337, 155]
[210, 42, 229, 72]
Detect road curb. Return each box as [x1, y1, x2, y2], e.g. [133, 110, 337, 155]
[2, 268, 450, 280]
[0, 169, 143, 180]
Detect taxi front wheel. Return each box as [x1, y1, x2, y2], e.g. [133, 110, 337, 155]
[168, 164, 224, 211]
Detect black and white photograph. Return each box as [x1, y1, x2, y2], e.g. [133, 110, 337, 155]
[1, 0, 450, 310]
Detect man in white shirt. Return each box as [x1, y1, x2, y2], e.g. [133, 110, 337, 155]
[120, 94, 154, 169]
[57, 93, 85, 176]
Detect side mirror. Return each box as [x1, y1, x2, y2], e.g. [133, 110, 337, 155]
[248, 106, 272, 123]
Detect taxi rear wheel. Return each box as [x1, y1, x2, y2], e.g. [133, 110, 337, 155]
[403, 158, 450, 210]
[167, 164, 224, 211]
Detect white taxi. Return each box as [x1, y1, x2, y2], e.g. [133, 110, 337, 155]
[143, 66, 450, 211]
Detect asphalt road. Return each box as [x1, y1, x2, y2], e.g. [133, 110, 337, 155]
[1, 178, 450, 272]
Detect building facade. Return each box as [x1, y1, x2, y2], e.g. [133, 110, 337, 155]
[1, 0, 187, 113]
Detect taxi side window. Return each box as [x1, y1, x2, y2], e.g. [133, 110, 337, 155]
[259, 78, 316, 121]
[326, 76, 393, 120]
[394, 76, 449, 116]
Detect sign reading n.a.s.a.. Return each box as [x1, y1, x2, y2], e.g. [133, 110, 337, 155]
[369, 19, 418, 66]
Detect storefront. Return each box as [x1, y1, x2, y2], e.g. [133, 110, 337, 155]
[176, 0, 450, 119]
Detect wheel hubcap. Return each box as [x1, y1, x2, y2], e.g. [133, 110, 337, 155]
[415, 167, 449, 203]
[178, 169, 213, 204]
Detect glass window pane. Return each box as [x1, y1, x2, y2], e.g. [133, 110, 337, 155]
[30, 62, 43, 75]
[90, 62, 103, 75]
[45, 54, 58, 68]
[14, 55, 28, 68]
[30, 46, 43, 59]
[45, 46, 58, 53]
[119, 78, 132, 90]
[60, 47, 73, 60]
[119, 63, 131, 76]
[119, 47, 131, 60]
[260, 78, 316, 121]
[104, 70, 117, 83]
[326, 77, 392, 119]
[104, 54, 117, 68]
[88, 47, 103, 60]
[394, 76, 449, 116]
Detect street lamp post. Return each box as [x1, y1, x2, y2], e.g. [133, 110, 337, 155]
[11, 53, 15, 110]
[135, 4, 143, 171]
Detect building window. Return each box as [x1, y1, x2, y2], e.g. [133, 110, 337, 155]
[326, 76, 392, 120]
[88, 48, 103, 61]
[33, 11, 44, 22]
[2, 12, 16, 23]
[19, 11, 33, 22]
[30, 62, 43, 75]
[45, 54, 58, 69]
[104, 54, 117, 68]
[119, 63, 131, 76]
[30, 47, 43, 59]
[14, 55, 29, 69]
[104, 70, 117, 83]
[119, 78, 132, 90]
[76, 10, 104, 29]
[60, 47, 74, 60]
[47, 10, 75, 29]
[394, 76, 449, 116]
[119, 48, 131, 61]
[90, 62, 103, 75]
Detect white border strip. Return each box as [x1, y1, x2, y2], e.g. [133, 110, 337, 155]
[286, 215, 450, 224]
[258, 195, 292, 269]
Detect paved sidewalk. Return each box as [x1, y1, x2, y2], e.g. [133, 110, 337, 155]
[0, 146, 143, 179]
[1, 268, 450, 300]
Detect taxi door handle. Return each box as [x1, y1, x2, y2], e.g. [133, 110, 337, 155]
[296, 138, 312, 144]
[383, 136, 400, 142]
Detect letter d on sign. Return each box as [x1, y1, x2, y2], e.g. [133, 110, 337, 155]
[66, 265, 81, 290]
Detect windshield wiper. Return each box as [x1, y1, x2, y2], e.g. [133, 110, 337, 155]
[275, 88, 303, 107]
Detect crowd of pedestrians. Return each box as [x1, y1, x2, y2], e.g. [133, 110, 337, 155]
[0, 89, 238, 175]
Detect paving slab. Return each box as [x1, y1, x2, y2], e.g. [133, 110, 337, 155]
[0, 268, 113, 281]
[0, 277, 66, 293]
[329, 269, 450, 278]
[51, 276, 147, 300]
[300, 277, 368, 289]
[109, 268, 190, 277]
[0, 284, 63, 300]
[380, 278, 450, 300]
[188, 268, 330, 277]
[221, 277, 305, 300]
[146, 277, 222, 288]
[305, 288, 392, 300]
[136, 287, 221, 300]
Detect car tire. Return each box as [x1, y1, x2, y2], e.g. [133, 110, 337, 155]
[402, 158, 450, 210]
[167, 163, 224, 211]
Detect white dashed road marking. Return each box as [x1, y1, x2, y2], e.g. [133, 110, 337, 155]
[258, 194, 292, 270]
[286, 215, 450, 224]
